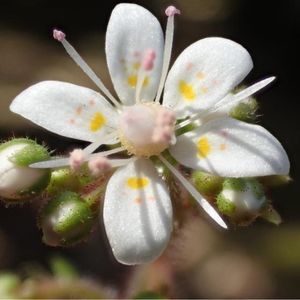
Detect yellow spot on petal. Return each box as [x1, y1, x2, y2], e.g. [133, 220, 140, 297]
[89, 112, 106, 132]
[127, 75, 137, 87]
[127, 75, 149, 88]
[200, 86, 208, 94]
[127, 177, 149, 189]
[143, 76, 149, 87]
[133, 62, 141, 70]
[197, 71, 205, 80]
[219, 143, 226, 151]
[197, 137, 211, 158]
[179, 80, 196, 101]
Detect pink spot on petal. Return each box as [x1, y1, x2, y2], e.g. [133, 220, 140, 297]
[53, 29, 66, 42]
[186, 63, 193, 71]
[165, 5, 181, 17]
[142, 49, 156, 71]
[89, 99, 95, 106]
[68, 118, 75, 124]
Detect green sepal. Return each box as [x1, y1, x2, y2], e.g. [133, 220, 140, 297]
[216, 193, 236, 216]
[41, 191, 95, 246]
[191, 171, 223, 196]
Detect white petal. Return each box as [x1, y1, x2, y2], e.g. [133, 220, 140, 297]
[103, 158, 173, 265]
[170, 117, 290, 177]
[10, 81, 119, 143]
[163, 37, 253, 118]
[105, 3, 164, 105]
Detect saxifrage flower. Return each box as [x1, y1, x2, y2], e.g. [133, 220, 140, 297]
[9, 4, 289, 265]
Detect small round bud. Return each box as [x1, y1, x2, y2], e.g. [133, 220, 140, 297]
[0, 138, 51, 201]
[0, 273, 20, 298]
[216, 178, 266, 224]
[40, 191, 94, 246]
[229, 96, 258, 123]
[191, 171, 223, 197]
[46, 168, 82, 196]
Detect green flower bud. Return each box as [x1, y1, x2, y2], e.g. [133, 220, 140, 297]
[191, 171, 223, 197]
[47, 168, 81, 196]
[229, 96, 259, 123]
[0, 138, 50, 201]
[40, 191, 95, 246]
[0, 272, 20, 298]
[216, 178, 266, 224]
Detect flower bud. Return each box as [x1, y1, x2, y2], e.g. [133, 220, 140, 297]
[0, 138, 50, 201]
[191, 171, 223, 197]
[216, 178, 266, 224]
[40, 191, 94, 246]
[229, 96, 258, 123]
[47, 168, 81, 196]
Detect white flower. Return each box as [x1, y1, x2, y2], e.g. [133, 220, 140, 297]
[9, 4, 289, 264]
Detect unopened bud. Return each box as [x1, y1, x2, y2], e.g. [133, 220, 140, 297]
[229, 96, 258, 123]
[40, 191, 94, 246]
[47, 168, 82, 196]
[0, 138, 50, 201]
[216, 178, 266, 225]
[192, 171, 223, 197]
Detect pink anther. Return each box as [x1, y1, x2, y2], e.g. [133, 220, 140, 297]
[165, 5, 181, 17]
[88, 156, 111, 177]
[142, 49, 156, 71]
[53, 29, 66, 42]
[156, 109, 176, 126]
[152, 126, 173, 144]
[69, 149, 84, 172]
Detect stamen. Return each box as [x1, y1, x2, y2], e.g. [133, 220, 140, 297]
[155, 6, 180, 103]
[83, 132, 120, 155]
[69, 149, 85, 172]
[53, 29, 66, 42]
[29, 146, 125, 169]
[135, 49, 156, 103]
[158, 154, 228, 229]
[175, 77, 276, 131]
[152, 109, 176, 144]
[165, 5, 181, 17]
[52, 29, 121, 109]
[214, 76, 276, 111]
[88, 156, 111, 177]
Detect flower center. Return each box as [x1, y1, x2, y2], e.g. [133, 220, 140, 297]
[118, 103, 176, 157]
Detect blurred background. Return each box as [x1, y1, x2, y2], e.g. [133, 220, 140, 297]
[0, 0, 299, 298]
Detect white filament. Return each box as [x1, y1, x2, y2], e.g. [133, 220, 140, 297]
[158, 154, 228, 229]
[61, 39, 121, 109]
[30, 146, 126, 169]
[175, 77, 276, 131]
[83, 132, 120, 155]
[155, 15, 175, 103]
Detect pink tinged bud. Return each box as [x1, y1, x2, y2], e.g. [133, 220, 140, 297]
[53, 29, 66, 42]
[165, 5, 181, 17]
[142, 49, 156, 71]
[69, 149, 84, 172]
[88, 157, 111, 177]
